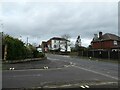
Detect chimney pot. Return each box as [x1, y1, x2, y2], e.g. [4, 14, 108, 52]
[99, 32, 102, 39]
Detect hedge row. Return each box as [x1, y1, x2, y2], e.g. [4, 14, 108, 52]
[2, 34, 44, 60]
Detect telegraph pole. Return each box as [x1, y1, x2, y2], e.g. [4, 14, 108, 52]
[27, 37, 28, 46]
[0, 20, 7, 61]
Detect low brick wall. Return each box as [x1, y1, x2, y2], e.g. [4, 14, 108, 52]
[2, 57, 47, 64]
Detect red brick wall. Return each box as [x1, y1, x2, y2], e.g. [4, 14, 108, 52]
[92, 42, 101, 49]
[102, 41, 113, 49]
[47, 40, 52, 48]
[92, 40, 115, 49]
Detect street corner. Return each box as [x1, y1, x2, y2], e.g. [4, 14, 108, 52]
[2, 57, 71, 71]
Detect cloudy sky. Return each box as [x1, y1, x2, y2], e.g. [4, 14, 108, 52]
[0, 0, 118, 47]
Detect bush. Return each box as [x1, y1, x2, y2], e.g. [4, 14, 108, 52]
[3, 35, 27, 60]
[2, 34, 45, 60]
[37, 52, 45, 58]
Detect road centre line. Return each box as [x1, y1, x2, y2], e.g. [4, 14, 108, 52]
[72, 65, 118, 80]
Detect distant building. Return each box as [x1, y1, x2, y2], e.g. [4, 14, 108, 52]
[36, 45, 42, 52]
[91, 32, 120, 50]
[41, 41, 48, 52]
[42, 37, 71, 53]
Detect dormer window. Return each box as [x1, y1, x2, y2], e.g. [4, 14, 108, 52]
[113, 40, 117, 45]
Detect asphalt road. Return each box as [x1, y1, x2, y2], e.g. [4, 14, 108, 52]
[2, 54, 119, 89]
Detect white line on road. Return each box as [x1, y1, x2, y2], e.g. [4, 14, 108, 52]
[47, 57, 60, 61]
[80, 85, 86, 88]
[62, 56, 70, 58]
[8, 74, 42, 78]
[80, 85, 90, 88]
[84, 85, 90, 88]
[72, 65, 118, 80]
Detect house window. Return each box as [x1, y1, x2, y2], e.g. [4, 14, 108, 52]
[54, 40, 56, 43]
[54, 45, 57, 48]
[113, 41, 117, 45]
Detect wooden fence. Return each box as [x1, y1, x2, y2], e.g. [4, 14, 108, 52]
[78, 50, 120, 60]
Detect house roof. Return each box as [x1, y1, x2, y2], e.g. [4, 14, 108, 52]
[49, 37, 70, 41]
[42, 41, 47, 43]
[92, 33, 120, 42]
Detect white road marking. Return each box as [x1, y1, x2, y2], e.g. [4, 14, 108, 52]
[62, 56, 70, 58]
[5, 67, 67, 72]
[43, 66, 49, 69]
[80, 85, 90, 88]
[80, 85, 85, 88]
[9, 68, 12, 70]
[60, 84, 71, 87]
[84, 85, 89, 88]
[89, 81, 118, 86]
[9, 74, 42, 78]
[47, 57, 60, 61]
[9, 68, 15, 70]
[72, 65, 118, 80]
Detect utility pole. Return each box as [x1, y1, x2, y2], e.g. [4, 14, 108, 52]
[75, 35, 81, 55]
[0, 21, 7, 61]
[65, 40, 67, 53]
[27, 37, 28, 46]
[0, 32, 2, 61]
[4, 45, 7, 61]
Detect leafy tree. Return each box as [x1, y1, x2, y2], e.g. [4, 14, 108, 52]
[27, 44, 37, 58]
[75, 35, 81, 51]
[61, 34, 71, 52]
[2, 33, 45, 60]
[61, 34, 71, 40]
[3, 35, 27, 60]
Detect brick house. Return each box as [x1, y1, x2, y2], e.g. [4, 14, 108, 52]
[47, 37, 71, 52]
[41, 41, 48, 52]
[91, 32, 120, 50]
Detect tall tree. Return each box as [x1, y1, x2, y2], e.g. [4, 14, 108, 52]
[75, 35, 81, 51]
[3, 35, 27, 60]
[61, 34, 71, 52]
[61, 34, 71, 40]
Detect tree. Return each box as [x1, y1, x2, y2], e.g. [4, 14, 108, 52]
[3, 35, 27, 60]
[2, 33, 45, 60]
[75, 35, 81, 51]
[27, 44, 38, 58]
[61, 34, 71, 52]
[61, 34, 71, 40]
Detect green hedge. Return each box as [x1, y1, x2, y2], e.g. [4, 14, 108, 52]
[3, 35, 44, 60]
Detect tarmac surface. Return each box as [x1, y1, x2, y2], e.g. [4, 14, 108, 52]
[2, 54, 119, 89]
[3, 59, 69, 70]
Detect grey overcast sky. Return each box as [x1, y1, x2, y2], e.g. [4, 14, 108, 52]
[0, 0, 118, 47]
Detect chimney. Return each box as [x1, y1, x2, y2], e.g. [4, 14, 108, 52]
[99, 32, 102, 39]
[93, 34, 98, 40]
